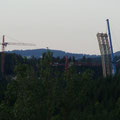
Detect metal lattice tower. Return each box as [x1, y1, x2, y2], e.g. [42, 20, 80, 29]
[97, 33, 112, 77]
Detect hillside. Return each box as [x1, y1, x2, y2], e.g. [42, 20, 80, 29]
[7, 49, 98, 59]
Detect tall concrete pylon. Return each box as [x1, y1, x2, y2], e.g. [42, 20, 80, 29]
[97, 33, 112, 77]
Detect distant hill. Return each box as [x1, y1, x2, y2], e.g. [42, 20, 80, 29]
[7, 49, 99, 59]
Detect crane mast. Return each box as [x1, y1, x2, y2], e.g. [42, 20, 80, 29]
[106, 19, 116, 75]
[1, 35, 35, 77]
[65, 56, 68, 73]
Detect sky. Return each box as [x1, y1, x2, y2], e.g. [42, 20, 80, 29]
[0, 0, 120, 54]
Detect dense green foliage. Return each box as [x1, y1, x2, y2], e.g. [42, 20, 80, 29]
[0, 52, 120, 120]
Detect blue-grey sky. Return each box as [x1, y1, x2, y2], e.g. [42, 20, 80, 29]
[0, 0, 120, 54]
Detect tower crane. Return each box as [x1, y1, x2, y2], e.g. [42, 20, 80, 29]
[0, 35, 35, 77]
[65, 55, 68, 73]
[106, 19, 116, 75]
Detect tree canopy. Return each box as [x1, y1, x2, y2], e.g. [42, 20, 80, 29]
[0, 52, 120, 120]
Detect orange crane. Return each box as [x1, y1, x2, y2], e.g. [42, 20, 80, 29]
[0, 35, 35, 77]
[65, 55, 68, 73]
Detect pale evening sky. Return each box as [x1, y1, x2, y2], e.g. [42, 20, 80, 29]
[0, 0, 120, 54]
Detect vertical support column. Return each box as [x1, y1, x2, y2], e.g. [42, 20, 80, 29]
[97, 33, 112, 77]
[65, 56, 68, 74]
[97, 33, 106, 77]
[105, 34, 112, 75]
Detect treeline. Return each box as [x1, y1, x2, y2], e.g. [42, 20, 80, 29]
[0, 52, 103, 77]
[0, 51, 120, 119]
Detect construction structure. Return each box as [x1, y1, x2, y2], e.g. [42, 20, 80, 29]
[97, 19, 116, 77]
[65, 56, 69, 74]
[97, 33, 112, 77]
[106, 19, 116, 75]
[0, 35, 35, 77]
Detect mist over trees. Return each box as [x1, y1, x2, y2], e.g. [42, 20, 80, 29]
[0, 51, 120, 120]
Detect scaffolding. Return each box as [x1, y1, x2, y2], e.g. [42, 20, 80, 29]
[97, 33, 112, 77]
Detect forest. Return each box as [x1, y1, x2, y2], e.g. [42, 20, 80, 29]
[0, 51, 120, 120]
